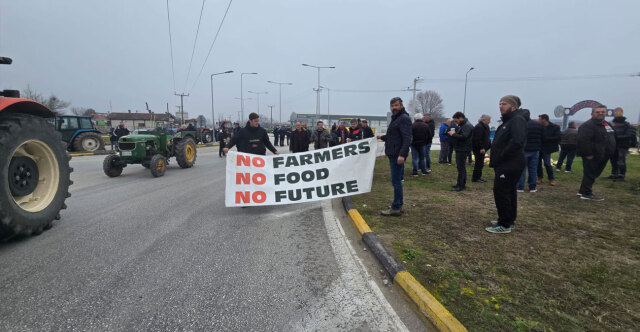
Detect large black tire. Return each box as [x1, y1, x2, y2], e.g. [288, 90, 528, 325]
[0, 113, 72, 240]
[201, 129, 213, 144]
[175, 137, 196, 168]
[103, 155, 124, 177]
[149, 154, 167, 177]
[73, 132, 104, 152]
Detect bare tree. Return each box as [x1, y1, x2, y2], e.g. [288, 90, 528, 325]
[70, 107, 86, 116]
[83, 108, 97, 116]
[22, 85, 71, 113]
[415, 90, 445, 122]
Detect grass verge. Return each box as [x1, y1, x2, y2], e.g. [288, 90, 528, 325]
[353, 151, 640, 331]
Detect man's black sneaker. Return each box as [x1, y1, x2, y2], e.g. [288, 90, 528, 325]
[580, 194, 604, 201]
[472, 179, 487, 183]
[607, 175, 617, 179]
[451, 186, 465, 192]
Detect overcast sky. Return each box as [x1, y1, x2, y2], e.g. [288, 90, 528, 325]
[1, 0, 639, 127]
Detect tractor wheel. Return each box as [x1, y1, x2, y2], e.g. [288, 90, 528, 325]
[0, 113, 72, 240]
[201, 129, 213, 144]
[73, 132, 104, 152]
[103, 155, 124, 177]
[175, 137, 196, 168]
[149, 154, 167, 177]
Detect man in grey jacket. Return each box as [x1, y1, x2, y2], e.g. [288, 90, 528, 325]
[556, 121, 578, 172]
[310, 121, 332, 149]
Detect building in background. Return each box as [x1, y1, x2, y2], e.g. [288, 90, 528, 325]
[107, 111, 176, 130]
[290, 112, 389, 133]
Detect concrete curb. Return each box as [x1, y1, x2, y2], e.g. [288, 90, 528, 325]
[341, 196, 467, 332]
[68, 143, 219, 157]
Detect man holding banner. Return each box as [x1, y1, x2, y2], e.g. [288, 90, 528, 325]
[223, 113, 279, 156]
[377, 97, 412, 217]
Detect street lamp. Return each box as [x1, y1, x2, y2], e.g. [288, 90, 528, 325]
[247, 91, 268, 116]
[210, 70, 233, 140]
[267, 80, 293, 124]
[463, 67, 475, 114]
[302, 64, 335, 116]
[240, 72, 258, 122]
[319, 85, 330, 124]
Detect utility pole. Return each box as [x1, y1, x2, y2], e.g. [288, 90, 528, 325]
[302, 64, 335, 117]
[268, 105, 275, 128]
[411, 76, 423, 117]
[463, 67, 475, 114]
[174, 92, 189, 125]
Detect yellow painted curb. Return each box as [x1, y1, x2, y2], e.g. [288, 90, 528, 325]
[347, 209, 372, 235]
[68, 153, 95, 157]
[394, 271, 468, 332]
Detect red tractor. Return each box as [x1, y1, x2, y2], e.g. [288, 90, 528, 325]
[0, 57, 72, 239]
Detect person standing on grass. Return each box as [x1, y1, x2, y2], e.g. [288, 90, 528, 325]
[438, 118, 451, 164]
[487, 95, 527, 234]
[423, 114, 436, 173]
[517, 109, 543, 192]
[576, 105, 616, 201]
[471, 114, 492, 183]
[447, 112, 474, 191]
[410, 113, 431, 176]
[537, 114, 561, 186]
[556, 121, 578, 172]
[609, 116, 637, 181]
[377, 97, 412, 217]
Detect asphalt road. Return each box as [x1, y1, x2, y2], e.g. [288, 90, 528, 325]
[0, 145, 428, 331]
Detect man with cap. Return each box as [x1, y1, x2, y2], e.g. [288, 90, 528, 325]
[609, 116, 637, 181]
[486, 95, 527, 234]
[224, 113, 279, 156]
[377, 97, 412, 217]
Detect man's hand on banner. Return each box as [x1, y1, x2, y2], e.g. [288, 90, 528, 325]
[223, 148, 229, 154]
[274, 151, 280, 155]
[397, 156, 405, 165]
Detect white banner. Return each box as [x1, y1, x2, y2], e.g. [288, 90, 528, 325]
[225, 137, 377, 207]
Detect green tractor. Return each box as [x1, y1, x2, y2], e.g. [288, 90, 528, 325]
[103, 129, 197, 178]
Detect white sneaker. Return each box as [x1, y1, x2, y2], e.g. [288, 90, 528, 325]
[530, 189, 537, 193]
[517, 189, 524, 193]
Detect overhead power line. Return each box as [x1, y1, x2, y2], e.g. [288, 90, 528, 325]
[188, 0, 234, 92]
[420, 73, 638, 83]
[165, 0, 177, 93]
[183, 0, 207, 92]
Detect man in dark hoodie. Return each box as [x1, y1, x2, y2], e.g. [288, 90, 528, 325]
[471, 114, 492, 183]
[410, 113, 431, 176]
[556, 121, 579, 172]
[361, 120, 375, 139]
[537, 114, 561, 186]
[377, 97, 412, 217]
[487, 95, 527, 234]
[517, 109, 543, 192]
[448, 112, 474, 191]
[609, 116, 637, 181]
[224, 113, 279, 156]
[423, 114, 436, 173]
[576, 105, 616, 200]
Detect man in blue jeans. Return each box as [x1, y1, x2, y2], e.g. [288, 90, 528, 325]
[377, 97, 412, 216]
[517, 110, 543, 192]
[423, 114, 436, 173]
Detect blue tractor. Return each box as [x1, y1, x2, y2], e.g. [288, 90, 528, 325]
[50, 115, 105, 152]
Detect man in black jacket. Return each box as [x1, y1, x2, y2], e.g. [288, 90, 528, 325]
[556, 121, 578, 172]
[289, 122, 309, 153]
[113, 122, 130, 151]
[410, 113, 431, 176]
[423, 114, 436, 172]
[537, 114, 560, 186]
[471, 114, 491, 183]
[448, 112, 474, 191]
[348, 119, 363, 141]
[517, 110, 543, 192]
[609, 116, 637, 181]
[224, 113, 279, 156]
[377, 97, 412, 217]
[576, 105, 615, 200]
[487, 95, 527, 234]
[361, 120, 374, 139]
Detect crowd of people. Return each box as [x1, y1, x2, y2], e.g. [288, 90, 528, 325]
[377, 96, 637, 234]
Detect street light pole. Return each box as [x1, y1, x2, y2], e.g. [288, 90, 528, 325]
[210, 70, 234, 141]
[267, 80, 293, 124]
[320, 85, 330, 124]
[248, 91, 268, 116]
[463, 67, 475, 114]
[240, 72, 257, 123]
[302, 64, 335, 117]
